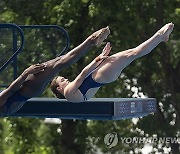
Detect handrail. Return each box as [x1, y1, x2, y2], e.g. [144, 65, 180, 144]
[0, 23, 25, 73]
[0, 24, 69, 89]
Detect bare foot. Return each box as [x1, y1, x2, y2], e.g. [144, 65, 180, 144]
[157, 22, 174, 42]
[89, 26, 110, 46]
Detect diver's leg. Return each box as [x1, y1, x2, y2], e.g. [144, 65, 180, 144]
[93, 23, 174, 83]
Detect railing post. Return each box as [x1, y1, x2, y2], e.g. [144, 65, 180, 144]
[12, 27, 18, 79]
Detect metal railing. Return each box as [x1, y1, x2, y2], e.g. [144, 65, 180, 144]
[0, 23, 25, 75]
[0, 24, 70, 88]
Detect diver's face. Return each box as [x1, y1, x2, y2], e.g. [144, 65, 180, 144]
[56, 76, 69, 90]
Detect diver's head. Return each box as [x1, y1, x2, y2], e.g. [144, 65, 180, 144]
[50, 76, 69, 98]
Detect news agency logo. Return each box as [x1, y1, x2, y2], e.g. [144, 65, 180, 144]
[120, 137, 180, 144]
[104, 132, 118, 148]
[104, 132, 180, 148]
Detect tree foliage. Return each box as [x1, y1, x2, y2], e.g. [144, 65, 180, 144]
[0, 0, 180, 153]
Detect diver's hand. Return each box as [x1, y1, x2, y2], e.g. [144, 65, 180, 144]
[95, 42, 112, 62]
[24, 64, 47, 75]
[101, 42, 112, 56]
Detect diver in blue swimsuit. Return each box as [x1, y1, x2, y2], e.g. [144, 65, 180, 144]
[50, 23, 174, 102]
[0, 26, 110, 115]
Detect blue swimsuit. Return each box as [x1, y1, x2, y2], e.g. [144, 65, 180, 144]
[79, 73, 106, 101]
[0, 90, 30, 116]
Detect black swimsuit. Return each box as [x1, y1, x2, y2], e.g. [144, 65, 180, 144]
[0, 90, 30, 116]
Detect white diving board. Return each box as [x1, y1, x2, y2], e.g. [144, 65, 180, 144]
[10, 98, 157, 120]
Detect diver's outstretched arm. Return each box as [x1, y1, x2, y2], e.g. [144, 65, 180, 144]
[58, 26, 110, 68]
[64, 43, 112, 100]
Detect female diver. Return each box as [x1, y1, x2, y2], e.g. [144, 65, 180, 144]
[0, 26, 110, 115]
[51, 23, 174, 102]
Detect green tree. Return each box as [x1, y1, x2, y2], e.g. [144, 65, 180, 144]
[0, 0, 180, 153]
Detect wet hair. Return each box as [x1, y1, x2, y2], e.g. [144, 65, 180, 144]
[50, 76, 65, 99]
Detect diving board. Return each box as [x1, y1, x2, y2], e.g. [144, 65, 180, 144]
[10, 98, 156, 120]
